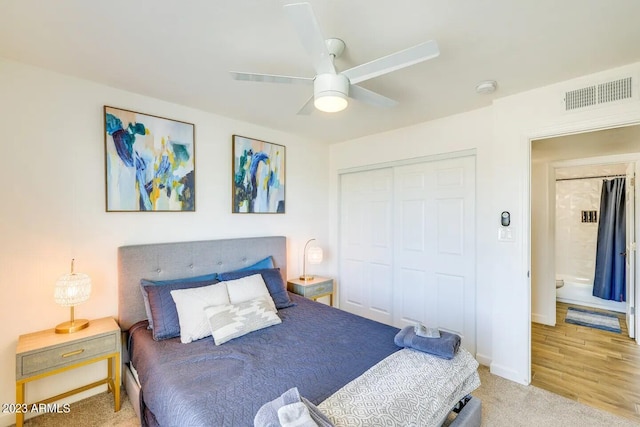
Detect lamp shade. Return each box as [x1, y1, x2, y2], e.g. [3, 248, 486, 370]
[54, 272, 92, 306]
[307, 246, 323, 264]
[54, 259, 92, 333]
[300, 239, 323, 281]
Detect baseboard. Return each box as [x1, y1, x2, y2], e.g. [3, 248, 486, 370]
[490, 362, 529, 385]
[531, 313, 555, 326]
[475, 352, 491, 367]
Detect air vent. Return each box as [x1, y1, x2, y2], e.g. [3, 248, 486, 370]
[598, 77, 632, 104]
[564, 76, 634, 111]
[565, 86, 597, 110]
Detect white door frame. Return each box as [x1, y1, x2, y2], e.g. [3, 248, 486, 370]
[626, 162, 636, 339]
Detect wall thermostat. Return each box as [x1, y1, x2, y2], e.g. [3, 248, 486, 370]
[501, 211, 510, 226]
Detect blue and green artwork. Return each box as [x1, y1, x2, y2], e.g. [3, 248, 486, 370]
[233, 135, 285, 213]
[104, 107, 195, 211]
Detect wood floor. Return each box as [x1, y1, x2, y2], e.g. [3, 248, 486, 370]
[531, 302, 640, 422]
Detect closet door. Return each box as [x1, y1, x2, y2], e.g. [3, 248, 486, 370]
[394, 156, 476, 353]
[339, 168, 394, 324]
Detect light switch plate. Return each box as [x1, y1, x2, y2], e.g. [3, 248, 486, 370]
[498, 226, 515, 242]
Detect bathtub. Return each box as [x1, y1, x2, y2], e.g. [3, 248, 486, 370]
[556, 274, 626, 313]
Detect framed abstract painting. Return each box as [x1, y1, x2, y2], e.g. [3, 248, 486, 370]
[232, 135, 285, 213]
[104, 106, 195, 212]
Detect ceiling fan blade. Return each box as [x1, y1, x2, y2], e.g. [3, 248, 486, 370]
[342, 40, 439, 85]
[230, 71, 313, 85]
[349, 84, 398, 108]
[283, 2, 335, 75]
[297, 96, 315, 115]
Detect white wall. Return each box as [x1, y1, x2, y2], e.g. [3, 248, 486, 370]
[331, 61, 640, 385]
[0, 58, 331, 426]
[530, 160, 555, 325]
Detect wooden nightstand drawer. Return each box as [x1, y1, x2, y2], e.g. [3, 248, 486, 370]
[18, 332, 118, 378]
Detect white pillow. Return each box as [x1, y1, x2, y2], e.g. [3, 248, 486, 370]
[224, 274, 276, 310]
[170, 282, 230, 343]
[205, 296, 281, 345]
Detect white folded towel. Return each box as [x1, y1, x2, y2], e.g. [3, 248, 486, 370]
[277, 402, 318, 427]
[415, 322, 440, 338]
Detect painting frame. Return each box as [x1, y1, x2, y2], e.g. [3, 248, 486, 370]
[232, 135, 286, 214]
[104, 106, 195, 212]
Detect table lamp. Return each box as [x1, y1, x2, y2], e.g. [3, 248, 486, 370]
[54, 259, 92, 333]
[300, 239, 323, 281]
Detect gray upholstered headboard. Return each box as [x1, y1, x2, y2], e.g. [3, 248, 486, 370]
[117, 236, 287, 330]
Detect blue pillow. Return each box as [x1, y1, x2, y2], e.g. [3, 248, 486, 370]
[140, 273, 218, 330]
[142, 273, 218, 286]
[142, 277, 219, 340]
[218, 268, 295, 309]
[237, 256, 275, 272]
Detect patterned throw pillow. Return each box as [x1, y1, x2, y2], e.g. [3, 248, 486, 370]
[205, 297, 281, 345]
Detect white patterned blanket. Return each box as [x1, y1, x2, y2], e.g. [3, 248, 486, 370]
[318, 348, 480, 427]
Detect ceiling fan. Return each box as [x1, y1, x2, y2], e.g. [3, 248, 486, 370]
[230, 2, 440, 114]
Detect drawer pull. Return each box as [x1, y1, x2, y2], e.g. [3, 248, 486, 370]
[61, 349, 85, 358]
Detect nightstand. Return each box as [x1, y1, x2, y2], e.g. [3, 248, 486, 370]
[287, 276, 334, 306]
[15, 317, 121, 427]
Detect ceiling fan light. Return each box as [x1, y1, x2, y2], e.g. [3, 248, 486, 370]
[314, 92, 348, 113]
[314, 73, 349, 113]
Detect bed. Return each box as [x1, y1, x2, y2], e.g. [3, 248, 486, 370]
[118, 236, 481, 426]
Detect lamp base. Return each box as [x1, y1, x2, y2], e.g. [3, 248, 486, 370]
[299, 275, 315, 281]
[55, 319, 90, 334]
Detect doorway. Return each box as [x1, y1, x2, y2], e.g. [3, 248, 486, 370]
[529, 124, 640, 419]
[530, 126, 640, 335]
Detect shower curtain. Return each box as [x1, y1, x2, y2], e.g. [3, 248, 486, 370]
[593, 177, 626, 301]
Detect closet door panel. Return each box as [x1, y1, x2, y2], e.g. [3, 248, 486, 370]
[339, 168, 394, 325]
[436, 273, 465, 333]
[437, 198, 464, 255]
[369, 262, 393, 317]
[431, 158, 476, 352]
[394, 156, 476, 353]
[397, 268, 429, 324]
[342, 259, 366, 315]
[394, 162, 433, 328]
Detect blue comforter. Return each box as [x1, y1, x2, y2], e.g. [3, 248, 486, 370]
[129, 293, 400, 427]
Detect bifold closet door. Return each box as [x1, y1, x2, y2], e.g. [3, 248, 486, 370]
[339, 167, 394, 325]
[393, 156, 476, 353]
[338, 156, 476, 353]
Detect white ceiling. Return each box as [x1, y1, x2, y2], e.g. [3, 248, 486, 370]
[2, 1, 640, 144]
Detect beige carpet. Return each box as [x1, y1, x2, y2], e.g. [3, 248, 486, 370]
[472, 366, 638, 426]
[16, 366, 639, 426]
[16, 390, 138, 427]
